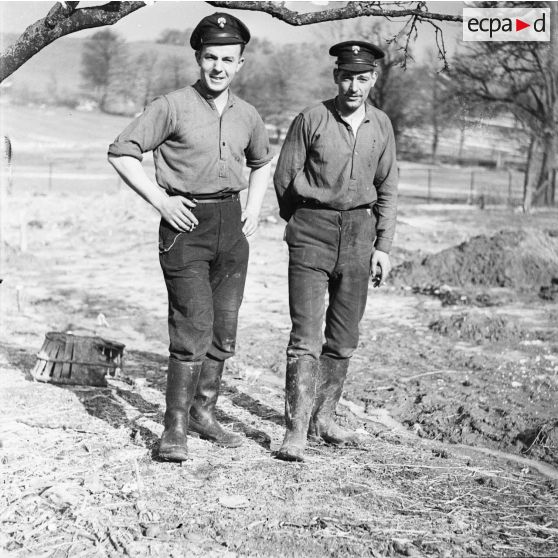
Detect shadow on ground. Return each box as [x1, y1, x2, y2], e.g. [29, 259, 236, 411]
[1, 343, 280, 453]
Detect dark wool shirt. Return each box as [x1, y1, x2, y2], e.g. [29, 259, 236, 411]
[273, 99, 398, 253]
[108, 81, 272, 195]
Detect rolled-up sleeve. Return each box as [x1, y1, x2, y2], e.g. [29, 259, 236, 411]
[273, 114, 307, 221]
[373, 116, 398, 254]
[108, 97, 174, 161]
[245, 112, 272, 170]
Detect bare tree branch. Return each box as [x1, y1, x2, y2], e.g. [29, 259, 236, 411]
[398, 13, 419, 70]
[1, 0, 463, 83]
[427, 21, 449, 71]
[207, 1, 462, 25]
[0, 1, 145, 82]
[44, 1, 80, 29]
[208, 1, 460, 67]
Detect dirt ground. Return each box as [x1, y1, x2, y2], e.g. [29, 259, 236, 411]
[1, 186, 558, 557]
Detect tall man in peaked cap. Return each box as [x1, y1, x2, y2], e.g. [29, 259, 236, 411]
[274, 41, 398, 462]
[108, 13, 272, 462]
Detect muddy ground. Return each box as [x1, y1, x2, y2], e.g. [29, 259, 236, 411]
[1, 187, 558, 557]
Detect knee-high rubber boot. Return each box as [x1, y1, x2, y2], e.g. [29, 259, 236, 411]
[188, 358, 243, 448]
[158, 359, 202, 462]
[308, 355, 362, 445]
[276, 357, 318, 462]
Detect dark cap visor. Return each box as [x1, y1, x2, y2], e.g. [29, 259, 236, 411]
[201, 33, 245, 46]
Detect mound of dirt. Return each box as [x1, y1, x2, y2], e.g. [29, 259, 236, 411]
[429, 311, 527, 344]
[392, 229, 558, 288]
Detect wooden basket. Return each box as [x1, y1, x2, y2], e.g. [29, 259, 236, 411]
[32, 332, 125, 387]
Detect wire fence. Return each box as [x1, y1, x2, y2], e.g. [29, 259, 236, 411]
[398, 166, 527, 207]
[2, 161, 130, 195]
[1, 158, 532, 207]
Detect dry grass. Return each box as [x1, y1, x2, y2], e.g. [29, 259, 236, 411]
[1, 190, 558, 557]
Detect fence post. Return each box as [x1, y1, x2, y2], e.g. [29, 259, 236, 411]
[16, 285, 23, 313]
[468, 171, 475, 204]
[508, 170, 513, 207]
[427, 168, 432, 204]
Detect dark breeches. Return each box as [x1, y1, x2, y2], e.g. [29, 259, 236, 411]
[158, 198, 248, 362]
[286, 206, 375, 360]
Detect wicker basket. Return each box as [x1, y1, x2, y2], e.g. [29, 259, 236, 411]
[32, 332, 125, 387]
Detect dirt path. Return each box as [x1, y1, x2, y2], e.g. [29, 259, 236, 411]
[1, 190, 558, 557]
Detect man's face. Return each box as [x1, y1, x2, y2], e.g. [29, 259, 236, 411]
[334, 69, 377, 113]
[196, 44, 245, 95]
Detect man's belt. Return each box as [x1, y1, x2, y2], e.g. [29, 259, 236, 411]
[171, 191, 240, 204]
[299, 199, 374, 211]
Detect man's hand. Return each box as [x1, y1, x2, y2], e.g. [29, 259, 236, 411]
[157, 196, 198, 232]
[370, 249, 391, 287]
[241, 208, 259, 237]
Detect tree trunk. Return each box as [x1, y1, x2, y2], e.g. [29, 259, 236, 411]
[430, 72, 439, 164]
[532, 132, 556, 206]
[525, 2, 557, 209]
[523, 135, 536, 213]
[542, 2, 558, 205]
[431, 128, 439, 164]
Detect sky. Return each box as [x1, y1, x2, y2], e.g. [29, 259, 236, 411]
[0, 1, 463, 59]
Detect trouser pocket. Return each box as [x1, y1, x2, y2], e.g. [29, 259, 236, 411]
[158, 220, 183, 254]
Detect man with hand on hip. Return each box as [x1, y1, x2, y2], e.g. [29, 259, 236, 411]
[108, 13, 272, 462]
[274, 41, 398, 462]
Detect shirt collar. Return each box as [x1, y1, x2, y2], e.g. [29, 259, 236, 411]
[193, 80, 235, 109]
[332, 96, 371, 123]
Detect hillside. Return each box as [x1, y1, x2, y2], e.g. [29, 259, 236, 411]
[2, 36, 198, 102]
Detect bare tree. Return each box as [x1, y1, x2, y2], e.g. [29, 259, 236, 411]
[452, 3, 557, 210]
[0, 1, 462, 83]
[81, 29, 124, 112]
[132, 51, 160, 108]
[411, 51, 477, 163]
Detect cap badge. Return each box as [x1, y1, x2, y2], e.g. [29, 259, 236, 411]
[217, 17, 226, 28]
[352, 45, 360, 54]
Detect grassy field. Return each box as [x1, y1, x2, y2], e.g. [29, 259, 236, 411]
[1, 104, 528, 204]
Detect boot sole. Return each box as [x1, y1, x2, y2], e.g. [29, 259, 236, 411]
[311, 422, 364, 446]
[158, 446, 188, 462]
[275, 447, 305, 462]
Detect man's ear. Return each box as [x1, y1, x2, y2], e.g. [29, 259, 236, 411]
[195, 50, 201, 66]
[370, 70, 378, 87]
[237, 55, 246, 71]
[333, 68, 340, 84]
